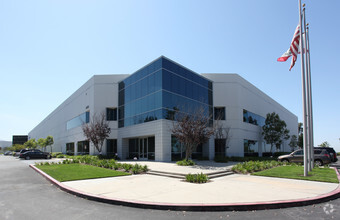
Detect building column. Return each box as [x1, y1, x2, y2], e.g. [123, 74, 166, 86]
[118, 138, 128, 160]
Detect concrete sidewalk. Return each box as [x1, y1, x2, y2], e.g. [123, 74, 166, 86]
[31, 161, 340, 211]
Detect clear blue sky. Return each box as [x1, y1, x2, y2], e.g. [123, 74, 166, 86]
[1, 0, 339, 151]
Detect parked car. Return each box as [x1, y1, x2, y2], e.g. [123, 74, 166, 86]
[19, 149, 41, 154]
[19, 151, 52, 160]
[314, 147, 338, 162]
[278, 149, 331, 166]
[4, 151, 13, 156]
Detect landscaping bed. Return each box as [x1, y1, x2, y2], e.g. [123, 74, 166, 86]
[36, 163, 130, 182]
[35, 155, 149, 182]
[252, 166, 339, 183]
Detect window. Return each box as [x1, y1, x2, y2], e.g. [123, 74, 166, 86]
[106, 108, 117, 121]
[66, 112, 90, 130]
[243, 109, 265, 126]
[66, 143, 74, 155]
[244, 139, 258, 157]
[294, 150, 303, 156]
[171, 135, 202, 160]
[214, 107, 226, 120]
[171, 135, 185, 161]
[215, 139, 226, 156]
[107, 139, 117, 155]
[128, 139, 139, 159]
[77, 140, 89, 155]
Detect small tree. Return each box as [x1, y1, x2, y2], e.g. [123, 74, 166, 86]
[171, 107, 215, 161]
[318, 141, 330, 148]
[289, 135, 298, 152]
[9, 144, 26, 152]
[24, 139, 37, 149]
[214, 115, 231, 156]
[45, 136, 54, 153]
[82, 113, 111, 155]
[262, 112, 290, 153]
[37, 138, 47, 152]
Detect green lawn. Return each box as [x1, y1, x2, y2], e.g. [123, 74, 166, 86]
[36, 163, 130, 182]
[252, 166, 339, 183]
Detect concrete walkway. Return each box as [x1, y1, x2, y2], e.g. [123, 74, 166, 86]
[31, 160, 340, 211]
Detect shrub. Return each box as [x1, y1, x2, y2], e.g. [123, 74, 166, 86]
[62, 159, 71, 164]
[122, 163, 133, 172]
[131, 164, 141, 174]
[232, 160, 286, 174]
[73, 159, 80, 164]
[113, 163, 120, 170]
[176, 159, 195, 166]
[185, 173, 209, 183]
[56, 154, 65, 158]
[51, 152, 63, 158]
[229, 156, 275, 162]
[142, 165, 148, 172]
[97, 154, 120, 160]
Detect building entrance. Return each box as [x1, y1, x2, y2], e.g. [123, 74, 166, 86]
[139, 138, 148, 160]
[128, 136, 155, 160]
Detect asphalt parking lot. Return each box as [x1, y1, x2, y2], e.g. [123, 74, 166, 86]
[1, 155, 340, 220]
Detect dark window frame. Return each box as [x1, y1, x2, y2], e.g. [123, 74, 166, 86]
[106, 108, 117, 121]
[214, 107, 226, 120]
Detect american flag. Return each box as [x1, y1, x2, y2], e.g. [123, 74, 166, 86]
[277, 25, 300, 71]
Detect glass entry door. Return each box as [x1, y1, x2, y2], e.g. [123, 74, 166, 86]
[139, 138, 148, 160]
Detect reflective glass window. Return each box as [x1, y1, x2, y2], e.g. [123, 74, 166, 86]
[106, 108, 117, 121]
[66, 143, 75, 156]
[214, 107, 225, 120]
[148, 73, 155, 94]
[107, 139, 117, 155]
[155, 70, 162, 91]
[162, 70, 171, 91]
[141, 78, 148, 97]
[66, 112, 90, 130]
[243, 109, 265, 127]
[244, 139, 259, 157]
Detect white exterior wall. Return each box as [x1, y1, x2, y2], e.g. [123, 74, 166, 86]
[202, 74, 298, 157]
[117, 119, 173, 162]
[29, 72, 298, 160]
[28, 74, 128, 154]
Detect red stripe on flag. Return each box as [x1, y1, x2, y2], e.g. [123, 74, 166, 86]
[277, 25, 300, 71]
[277, 57, 290, 62]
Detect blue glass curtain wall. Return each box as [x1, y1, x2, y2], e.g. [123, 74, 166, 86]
[118, 57, 213, 128]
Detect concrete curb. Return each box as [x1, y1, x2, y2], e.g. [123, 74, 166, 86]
[30, 164, 340, 211]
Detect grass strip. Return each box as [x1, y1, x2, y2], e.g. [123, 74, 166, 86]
[36, 163, 130, 182]
[252, 166, 339, 183]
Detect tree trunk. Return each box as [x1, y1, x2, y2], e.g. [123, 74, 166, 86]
[185, 144, 192, 161]
[270, 144, 273, 155]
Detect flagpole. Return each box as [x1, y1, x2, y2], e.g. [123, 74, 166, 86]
[299, 0, 308, 176]
[306, 25, 314, 168]
[302, 7, 311, 172]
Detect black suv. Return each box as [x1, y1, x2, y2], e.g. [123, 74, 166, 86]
[19, 150, 51, 160]
[314, 147, 338, 162]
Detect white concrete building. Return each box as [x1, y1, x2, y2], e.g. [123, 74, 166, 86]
[29, 56, 298, 161]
